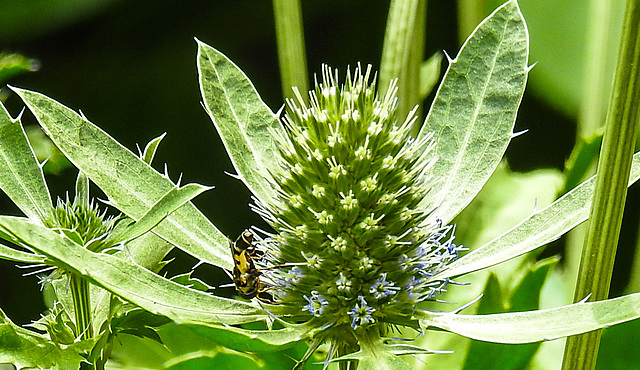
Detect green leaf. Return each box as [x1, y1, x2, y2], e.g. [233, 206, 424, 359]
[418, 0, 529, 224]
[561, 131, 603, 194]
[419, 291, 640, 344]
[0, 240, 44, 263]
[109, 183, 212, 244]
[434, 151, 640, 280]
[170, 272, 212, 291]
[596, 318, 640, 369]
[0, 101, 51, 221]
[337, 333, 413, 370]
[0, 307, 90, 370]
[197, 39, 286, 206]
[0, 216, 266, 326]
[462, 258, 557, 369]
[11, 87, 232, 270]
[185, 322, 316, 353]
[110, 307, 172, 343]
[141, 132, 166, 166]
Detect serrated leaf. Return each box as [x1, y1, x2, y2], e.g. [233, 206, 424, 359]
[419, 291, 640, 344]
[11, 87, 232, 270]
[434, 151, 640, 280]
[0, 101, 51, 221]
[418, 0, 529, 224]
[0, 308, 90, 369]
[111, 308, 172, 343]
[197, 39, 285, 206]
[109, 183, 212, 244]
[170, 272, 212, 292]
[0, 216, 266, 326]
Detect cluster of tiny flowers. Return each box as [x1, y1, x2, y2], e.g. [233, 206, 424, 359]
[254, 65, 465, 331]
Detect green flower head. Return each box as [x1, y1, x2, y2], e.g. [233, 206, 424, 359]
[252, 65, 465, 335]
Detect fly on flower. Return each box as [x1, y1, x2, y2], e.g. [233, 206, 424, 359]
[230, 229, 264, 300]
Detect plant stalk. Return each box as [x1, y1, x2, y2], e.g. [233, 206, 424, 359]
[379, 0, 426, 132]
[70, 273, 93, 340]
[273, 0, 309, 101]
[562, 1, 640, 369]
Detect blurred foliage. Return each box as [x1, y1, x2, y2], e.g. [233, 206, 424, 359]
[0, 52, 39, 84]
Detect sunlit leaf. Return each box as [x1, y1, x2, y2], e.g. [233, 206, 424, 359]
[420, 291, 640, 344]
[108, 183, 212, 244]
[418, 0, 529, 224]
[197, 39, 286, 206]
[435, 151, 640, 280]
[11, 87, 232, 270]
[0, 101, 51, 221]
[0, 308, 90, 369]
[0, 216, 265, 326]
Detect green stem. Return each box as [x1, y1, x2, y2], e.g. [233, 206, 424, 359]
[272, 0, 309, 101]
[577, 0, 616, 138]
[562, 1, 640, 369]
[379, 0, 426, 133]
[456, 0, 487, 45]
[70, 273, 93, 340]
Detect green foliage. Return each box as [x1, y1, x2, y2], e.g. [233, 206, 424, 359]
[197, 39, 285, 207]
[418, 0, 529, 224]
[462, 257, 557, 369]
[0, 0, 639, 368]
[0, 308, 91, 369]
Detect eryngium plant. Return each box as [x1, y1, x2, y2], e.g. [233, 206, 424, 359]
[5, 1, 640, 368]
[255, 66, 464, 339]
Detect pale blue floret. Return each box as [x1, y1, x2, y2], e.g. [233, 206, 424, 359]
[303, 291, 329, 317]
[349, 296, 376, 329]
[369, 273, 399, 300]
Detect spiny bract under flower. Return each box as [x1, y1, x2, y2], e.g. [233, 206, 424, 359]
[254, 65, 464, 334]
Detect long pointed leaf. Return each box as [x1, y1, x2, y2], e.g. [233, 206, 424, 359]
[109, 183, 212, 244]
[0, 243, 44, 263]
[434, 151, 640, 280]
[197, 39, 285, 206]
[185, 322, 316, 352]
[420, 292, 640, 344]
[0, 216, 265, 326]
[11, 87, 232, 270]
[418, 0, 529, 224]
[0, 101, 51, 221]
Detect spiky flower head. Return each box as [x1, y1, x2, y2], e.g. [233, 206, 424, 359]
[254, 65, 465, 341]
[43, 197, 118, 252]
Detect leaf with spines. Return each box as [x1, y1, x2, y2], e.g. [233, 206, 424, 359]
[434, 151, 640, 280]
[419, 291, 640, 344]
[0, 216, 265, 326]
[11, 87, 232, 270]
[418, 0, 529, 224]
[0, 307, 91, 369]
[197, 39, 286, 207]
[0, 101, 52, 221]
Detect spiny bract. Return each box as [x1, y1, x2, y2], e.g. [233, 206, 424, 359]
[254, 65, 464, 336]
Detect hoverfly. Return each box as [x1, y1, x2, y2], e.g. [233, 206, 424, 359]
[230, 229, 267, 300]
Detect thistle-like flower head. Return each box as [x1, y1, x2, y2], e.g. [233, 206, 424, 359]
[254, 65, 465, 337]
[43, 197, 118, 252]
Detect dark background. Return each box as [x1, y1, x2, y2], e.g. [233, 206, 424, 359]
[2, 0, 631, 331]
